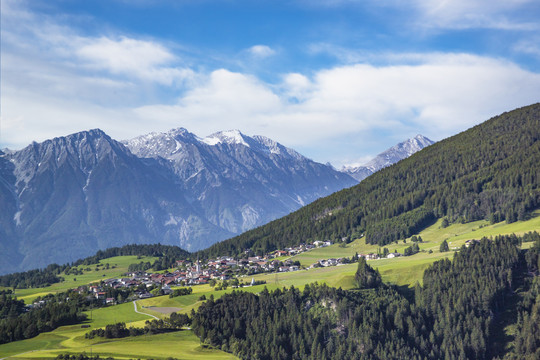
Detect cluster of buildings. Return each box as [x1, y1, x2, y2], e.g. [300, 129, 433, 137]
[310, 251, 403, 269]
[66, 240, 341, 303]
[312, 258, 349, 268]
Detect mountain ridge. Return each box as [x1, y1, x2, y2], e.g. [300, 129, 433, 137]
[0, 128, 357, 274]
[0, 129, 233, 273]
[123, 128, 357, 235]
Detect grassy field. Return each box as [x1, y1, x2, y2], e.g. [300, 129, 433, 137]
[292, 211, 540, 267]
[0, 300, 236, 359]
[4, 331, 236, 360]
[4, 256, 158, 304]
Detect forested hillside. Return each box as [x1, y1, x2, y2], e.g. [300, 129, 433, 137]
[202, 104, 540, 257]
[192, 234, 539, 359]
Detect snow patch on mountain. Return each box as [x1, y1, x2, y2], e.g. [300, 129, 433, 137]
[203, 129, 250, 147]
[13, 211, 21, 226]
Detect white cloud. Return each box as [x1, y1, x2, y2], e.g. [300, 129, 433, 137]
[282, 73, 312, 101]
[133, 54, 540, 159]
[76, 36, 194, 85]
[1, 0, 194, 90]
[514, 39, 540, 59]
[2, 0, 540, 167]
[411, 0, 538, 30]
[134, 69, 284, 137]
[248, 45, 276, 58]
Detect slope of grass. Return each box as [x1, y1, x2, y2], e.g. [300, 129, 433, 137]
[7, 331, 236, 360]
[7, 256, 157, 304]
[0, 299, 235, 359]
[292, 211, 540, 267]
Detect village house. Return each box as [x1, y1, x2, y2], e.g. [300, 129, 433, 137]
[275, 250, 288, 257]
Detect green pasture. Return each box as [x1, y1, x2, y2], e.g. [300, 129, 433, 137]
[292, 211, 540, 267]
[6, 256, 157, 304]
[0, 299, 235, 359]
[371, 251, 453, 285]
[413, 210, 540, 249]
[5, 331, 236, 360]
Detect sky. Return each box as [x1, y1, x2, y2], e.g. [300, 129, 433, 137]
[1, 0, 540, 167]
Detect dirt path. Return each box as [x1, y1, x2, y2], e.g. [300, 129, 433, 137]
[132, 300, 159, 320]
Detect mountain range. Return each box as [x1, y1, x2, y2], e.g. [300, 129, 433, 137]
[123, 128, 357, 235]
[0, 128, 430, 274]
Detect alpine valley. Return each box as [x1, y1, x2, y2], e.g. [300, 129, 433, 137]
[0, 104, 539, 360]
[0, 128, 430, 274]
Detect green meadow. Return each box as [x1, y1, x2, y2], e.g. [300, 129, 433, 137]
[3, 331, 236, 360]
[4, 256, 158, 304]
[292, 211, 540, 267]
[0, 300, 235, 359]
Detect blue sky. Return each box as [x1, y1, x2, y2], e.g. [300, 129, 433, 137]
[1, 0, 540, 166]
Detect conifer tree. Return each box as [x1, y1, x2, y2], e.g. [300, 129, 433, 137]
[354, 257, 381, 289]
[440, 239, 449, 252]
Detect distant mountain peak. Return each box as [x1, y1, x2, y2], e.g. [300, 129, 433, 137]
[166, 127, 199, 140]
[123, 127, 202, 159]
[61, 128, 109, 142]
[342, 134, 434, 181]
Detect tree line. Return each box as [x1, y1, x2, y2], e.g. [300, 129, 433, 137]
[85, 313, 190, 339]
[0, 292, 87, 344]
[500, 236, 540, 359]
[0, 286, 134, 344]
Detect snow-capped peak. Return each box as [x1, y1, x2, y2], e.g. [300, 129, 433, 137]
[123, 127, 200, 159]
[252, 135, 304, 160]
[341, 134, 434, 182]
[202, 129, 250, 147]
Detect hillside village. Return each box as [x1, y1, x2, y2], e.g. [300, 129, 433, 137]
[70, 239, 411, 304]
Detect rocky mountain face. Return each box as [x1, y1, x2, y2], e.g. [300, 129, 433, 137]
[0, 130, 235, 273]
[342, 135, 434, 181]
[0, 128, 357, 273]
[123, 128, 357, 235]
